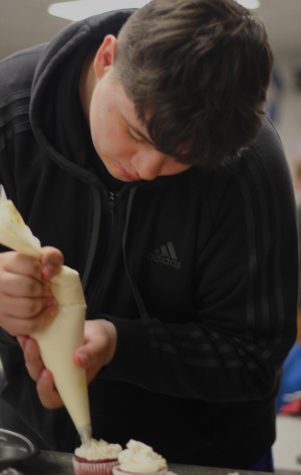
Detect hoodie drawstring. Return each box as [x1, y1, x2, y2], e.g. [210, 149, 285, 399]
[82, 184, 101, 290]
[122, 187, 150, 320]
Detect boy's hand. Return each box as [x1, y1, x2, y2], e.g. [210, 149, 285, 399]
[74, 319, 117, 383]
[0, 247, 62, 336]
[18, 319, 117, 410]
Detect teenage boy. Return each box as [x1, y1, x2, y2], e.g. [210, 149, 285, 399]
[0, 0, 297, 470]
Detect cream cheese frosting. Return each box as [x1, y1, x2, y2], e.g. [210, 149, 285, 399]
[75, 438, 122, 461]
[118, 440, 167, 473]
[0, 191, 91, 439]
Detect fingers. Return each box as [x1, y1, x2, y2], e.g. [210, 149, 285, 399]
[0, 248, 61, 336]
[40, 247, 64, 280]
[36, 369, 64, 409]
[22, 337, 44, 381]
[0, 248, 64, 410]
[0, 292, 55, 318]
[17, 335, 27, 350]
[74, 320, 117, 382]
[1, 271, 51, 298]
[0, 303, 58, 336]
[1, 252, 43, 281]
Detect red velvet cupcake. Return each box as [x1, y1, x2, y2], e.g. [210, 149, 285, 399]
[73, 439, 122, 475]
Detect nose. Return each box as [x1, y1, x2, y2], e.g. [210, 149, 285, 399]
[131, 150, 167, 180]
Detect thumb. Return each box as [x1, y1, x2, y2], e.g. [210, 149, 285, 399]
[73, 337, 108, 371]
[74, 320, 117, 369]
[40, 246, 64, 280]
[74, 349, 90, 368]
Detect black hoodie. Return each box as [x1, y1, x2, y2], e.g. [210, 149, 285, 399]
[0, 9, 298, 469]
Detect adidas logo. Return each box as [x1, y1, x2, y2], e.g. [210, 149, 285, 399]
[148, 241, 181, 270]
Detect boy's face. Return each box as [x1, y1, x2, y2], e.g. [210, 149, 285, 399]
[88, 37, 191, 182]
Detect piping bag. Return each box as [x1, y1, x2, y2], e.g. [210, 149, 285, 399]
[0, 187, 92, 444]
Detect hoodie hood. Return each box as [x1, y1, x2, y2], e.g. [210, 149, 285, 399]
[30, 9, 134, 184]
[28, 8, 175, 296]
[28, 9, 142, 291]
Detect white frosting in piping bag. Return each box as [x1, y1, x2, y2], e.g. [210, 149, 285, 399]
[33, 265, 90, 433]
[0, 190, 91, 439]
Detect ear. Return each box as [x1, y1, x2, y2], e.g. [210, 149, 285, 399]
[93, 34, 118, 79]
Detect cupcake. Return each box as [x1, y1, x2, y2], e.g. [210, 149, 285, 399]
[112, 439, 168, 475]
[73, 438, 122, 475]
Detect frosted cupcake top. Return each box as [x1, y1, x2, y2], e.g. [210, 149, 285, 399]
[75, 438, 122, 461]
[118, 439, 167, 473]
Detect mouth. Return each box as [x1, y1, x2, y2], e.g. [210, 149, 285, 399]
[117, 163, 141, 182]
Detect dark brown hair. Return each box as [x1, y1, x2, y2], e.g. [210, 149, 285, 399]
[115, 0, 273, 167]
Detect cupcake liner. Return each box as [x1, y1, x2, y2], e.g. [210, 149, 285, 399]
[73, 456, 118, 475]
[112, 466, 167, 475]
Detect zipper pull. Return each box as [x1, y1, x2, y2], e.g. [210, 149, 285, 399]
[108, 191, 116, 213]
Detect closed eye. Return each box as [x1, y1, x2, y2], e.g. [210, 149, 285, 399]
[127, 128, 147, 144]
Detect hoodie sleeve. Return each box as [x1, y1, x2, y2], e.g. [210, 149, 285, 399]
[102, 120, 299, 403]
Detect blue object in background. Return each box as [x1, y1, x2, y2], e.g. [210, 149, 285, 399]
[266, 69, 283, 124]
[277, 342, 301, 412]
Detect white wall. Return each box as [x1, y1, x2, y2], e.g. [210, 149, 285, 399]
[273, 56, 301, 170]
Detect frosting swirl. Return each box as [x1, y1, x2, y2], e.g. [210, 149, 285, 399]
[75, 438, 122, 461]
[118, 440, 167, 473]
